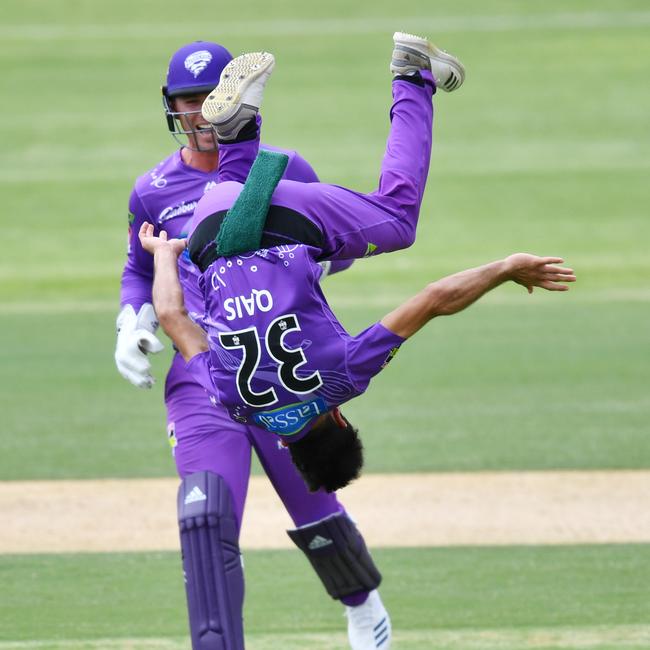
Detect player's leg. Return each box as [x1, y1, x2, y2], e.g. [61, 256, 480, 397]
[269, 33, 464, 261]
[213, 113, 262, 183]
[197, 37, 463, 263]
[203, 52, 273, 183]
[250, 428, 391, 649]
[166, 355, 253, 650]
[178, 471, 244, 650]
[167, 355, 253, 525]
[273, 73, 435, 261]
[374, 31, 465, 210]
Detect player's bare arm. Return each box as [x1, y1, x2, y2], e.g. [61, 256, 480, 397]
[381, 254, 576, 339]
[138, 222, 208, 362]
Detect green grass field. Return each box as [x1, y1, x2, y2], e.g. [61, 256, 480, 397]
[2, 546, 650, 647]
[1, 0, 649, 647]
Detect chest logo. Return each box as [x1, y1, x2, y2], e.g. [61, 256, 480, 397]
[159, 201, 197, 223]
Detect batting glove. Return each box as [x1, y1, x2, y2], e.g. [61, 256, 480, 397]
[115, 303, 164, 389]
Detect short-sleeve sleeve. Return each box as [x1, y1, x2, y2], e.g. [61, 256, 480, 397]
[345, 322, 405, 393]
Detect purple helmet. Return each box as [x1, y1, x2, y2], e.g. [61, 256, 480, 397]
[162, 41, 233, 150]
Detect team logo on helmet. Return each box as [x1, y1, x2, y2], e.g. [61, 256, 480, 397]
[184, 50, 213, 78]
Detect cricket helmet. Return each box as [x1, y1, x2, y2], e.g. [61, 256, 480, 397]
[161, 41, 233, 150]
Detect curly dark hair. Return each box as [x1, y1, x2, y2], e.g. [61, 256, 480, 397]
[288, 411, 364, 493]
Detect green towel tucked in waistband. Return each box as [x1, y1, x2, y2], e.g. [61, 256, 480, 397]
[215, 149, 289, 257]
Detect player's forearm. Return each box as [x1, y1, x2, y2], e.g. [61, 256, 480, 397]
[152, 249, 186, 321]
[152, 249, 208, 361]
[426, 260, 508, 317]
[381, 260, 508, 339]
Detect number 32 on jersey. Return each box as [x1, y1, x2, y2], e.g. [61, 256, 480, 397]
[219, 314, 322, 408]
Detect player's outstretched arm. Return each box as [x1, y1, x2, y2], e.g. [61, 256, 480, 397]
[138, 223, 209, 362]
[381, 254, 576, 339]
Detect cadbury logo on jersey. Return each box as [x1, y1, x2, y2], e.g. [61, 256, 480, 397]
[159, 201, 198, 224]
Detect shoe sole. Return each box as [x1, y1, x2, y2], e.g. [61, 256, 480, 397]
[202, 51, 275, 124]
[393, 31, 465, 92]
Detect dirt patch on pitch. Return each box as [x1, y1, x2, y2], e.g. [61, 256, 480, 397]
[1, 471, 650, 554]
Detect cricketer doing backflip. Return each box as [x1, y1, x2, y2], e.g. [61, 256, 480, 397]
[117, 39, 387, 650]
[138, 32, 575, 648]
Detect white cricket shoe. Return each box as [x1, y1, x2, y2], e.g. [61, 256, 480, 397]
[391, 31, 465, 92]
[346, 590, 391, 649]
[202, 51, 275, 140]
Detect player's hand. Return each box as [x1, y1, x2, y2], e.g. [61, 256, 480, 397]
[505, 254, 576, 293]
[115, 303, 165, 389]
[139, 222, 187, 257]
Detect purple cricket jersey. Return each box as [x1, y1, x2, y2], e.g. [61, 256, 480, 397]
[180, 76, 437, 439]
[185, 242, 404, 440]
[120, 144, 319, 316]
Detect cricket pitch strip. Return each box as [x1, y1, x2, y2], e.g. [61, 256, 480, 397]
[1, 470, 650, 554]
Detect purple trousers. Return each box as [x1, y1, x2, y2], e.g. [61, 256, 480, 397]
[198, 73, 436, 263]
[166, 351, 344, 528]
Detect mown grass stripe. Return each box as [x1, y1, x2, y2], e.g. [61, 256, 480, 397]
[3, 11, 650, 40]
[1, 288, 649, 315]
[1, 625, 649, 649]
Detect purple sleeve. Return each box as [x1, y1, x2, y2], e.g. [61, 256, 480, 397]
[346, 322, 405, 393]
[120, 188, 156, 310]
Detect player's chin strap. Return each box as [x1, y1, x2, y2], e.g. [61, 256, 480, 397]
[215, 149, 289, 257]
[287, 511, 382, 600]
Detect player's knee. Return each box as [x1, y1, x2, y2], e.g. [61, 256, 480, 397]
[287, 511, 381, 599]
[398, 223, 417, 249]
[388, 215, 417, 251]
[178, 470, 237, 522]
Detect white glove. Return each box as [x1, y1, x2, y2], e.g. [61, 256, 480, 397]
[115, 303, 164, 389]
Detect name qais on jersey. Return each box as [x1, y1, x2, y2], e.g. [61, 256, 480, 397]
[223, 289, 274, 321]
[202, 247, 325, 422]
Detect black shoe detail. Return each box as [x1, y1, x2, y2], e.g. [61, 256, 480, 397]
[393, 73, 424, 87]
[444, 72, 459, 91]
[217, 116, 258, 144]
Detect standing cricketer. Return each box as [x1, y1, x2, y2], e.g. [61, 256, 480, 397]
[116, 41, 394, 650]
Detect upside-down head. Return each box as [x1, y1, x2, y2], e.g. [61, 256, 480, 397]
[288, 408, 364, 493]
